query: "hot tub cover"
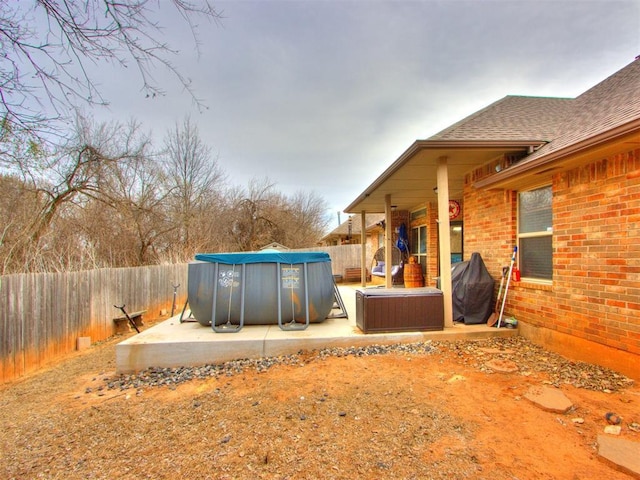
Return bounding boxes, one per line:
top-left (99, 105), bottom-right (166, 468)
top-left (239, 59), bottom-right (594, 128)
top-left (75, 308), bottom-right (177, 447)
top-left (194, 250), bottom-right (330, 265)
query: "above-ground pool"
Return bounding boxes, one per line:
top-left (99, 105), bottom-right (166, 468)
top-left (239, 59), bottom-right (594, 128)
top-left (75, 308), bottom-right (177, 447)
top-left (188, 250), bottom-right (335, 331)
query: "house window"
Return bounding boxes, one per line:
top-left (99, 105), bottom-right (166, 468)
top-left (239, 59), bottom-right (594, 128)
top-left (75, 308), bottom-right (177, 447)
top-left (518, 186), bottom-right (552, 281)
top-left (411, 225), bottom-right (427, 271)
top-left (411, 208), bottom-right (426, 221)
top-left (436, 222), bottom-right (464, 273)
top-left (450, 222), bottom-right (463, 264)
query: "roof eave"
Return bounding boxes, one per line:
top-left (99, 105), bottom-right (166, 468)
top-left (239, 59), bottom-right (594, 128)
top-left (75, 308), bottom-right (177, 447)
top-left (344, 139), bottom-right (545, 213)
top-left (473, 119), bottom-right (640, 190)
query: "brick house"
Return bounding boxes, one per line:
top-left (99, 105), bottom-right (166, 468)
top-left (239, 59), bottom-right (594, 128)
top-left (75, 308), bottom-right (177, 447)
top-left (345, 57), bottom-right (640, 380)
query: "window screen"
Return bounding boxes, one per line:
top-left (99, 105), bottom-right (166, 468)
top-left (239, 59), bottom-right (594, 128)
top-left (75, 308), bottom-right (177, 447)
top-left (519, 187), bottom-right (552, 233)
top-left (520, 236), bottom-right (552, 279)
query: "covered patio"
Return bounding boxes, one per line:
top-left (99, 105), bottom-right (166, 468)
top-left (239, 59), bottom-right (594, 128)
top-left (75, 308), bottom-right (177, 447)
top-left (115, 284), bottom-right (517, 373)
top-left (344, 139), bottom-right (541, 327)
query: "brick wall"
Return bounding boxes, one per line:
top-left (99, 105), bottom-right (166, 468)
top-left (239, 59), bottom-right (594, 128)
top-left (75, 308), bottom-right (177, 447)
top-left (407, 201), bottom-right (465, 287)
top-left (462, 184), bottom-right (517, 275)
top-left (463, 148), bottom-right (640, 378)
top-left (391, 210), bottom-right (410, 241)
top-left (552, 151), bottom-right (640, 355)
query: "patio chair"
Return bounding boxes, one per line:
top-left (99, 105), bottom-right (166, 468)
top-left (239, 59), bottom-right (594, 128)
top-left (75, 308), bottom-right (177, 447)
top-left (371, 246), bottom-right (406, 285)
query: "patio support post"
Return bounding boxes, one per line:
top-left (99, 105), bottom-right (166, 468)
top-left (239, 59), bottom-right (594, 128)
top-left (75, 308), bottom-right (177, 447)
top-left (437, 157), bottom-right (454, 327)
top-left (385, 194), bottom-right (393, 288)
top-left (361, 210), bottom-right (367, 287)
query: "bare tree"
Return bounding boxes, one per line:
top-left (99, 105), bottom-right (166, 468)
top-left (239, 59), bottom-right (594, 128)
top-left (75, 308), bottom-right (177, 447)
top-left (222, 178), bottom-right (276, 251)
top-left (100, 152), bottom-right (175, 266)
top-left (0, 114), bottom-right (154, 272)
top-left (29, 117), bottom-right (150, 244)
top-left (274, 190), bottom-right (330, 248)
top-left (0, 1), bottom-right (222, 137)
top-left (0, 174), bottom-right (40, 273)
top-left (0, 116), bottom-right (332, 272)
top-left (223, 178), bottom-right (330, 252)
top-left (161, 116), bottom-right (226, 259)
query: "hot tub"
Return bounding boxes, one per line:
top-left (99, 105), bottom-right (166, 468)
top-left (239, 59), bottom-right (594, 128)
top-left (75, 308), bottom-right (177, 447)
top-left (188, 250), bottom-right (335, 331)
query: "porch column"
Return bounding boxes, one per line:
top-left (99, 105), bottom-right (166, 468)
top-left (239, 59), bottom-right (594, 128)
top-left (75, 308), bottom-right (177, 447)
top-left (384, 194), bottom-right (393, 288)
top-left (361, 210), bottom-right (367, 288)
top-left (437, 157), bottom-right (454, 327)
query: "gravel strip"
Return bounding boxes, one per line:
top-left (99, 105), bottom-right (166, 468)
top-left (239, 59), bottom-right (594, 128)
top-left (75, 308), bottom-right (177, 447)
top-left (105, 336), bottom-right (634, 393)
top-left (442, 336), bottom-right (635, 391)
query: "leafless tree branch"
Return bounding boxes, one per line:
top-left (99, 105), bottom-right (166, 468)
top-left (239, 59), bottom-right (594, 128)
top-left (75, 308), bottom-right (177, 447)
top-left (0, 1), bottom-right (222, 138)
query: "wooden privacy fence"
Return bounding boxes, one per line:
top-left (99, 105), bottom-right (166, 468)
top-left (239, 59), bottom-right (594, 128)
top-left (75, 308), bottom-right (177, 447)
top-left (296, 244), bottom-right (373, 279)
top-left (0, 245), bottom-right (369, 383)
top-left (1, 264), bottom-right (188, 383)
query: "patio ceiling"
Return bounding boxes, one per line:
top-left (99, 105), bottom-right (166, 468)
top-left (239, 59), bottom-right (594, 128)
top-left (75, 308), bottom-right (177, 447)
top-left (344, 140), bottom-right (541, 213)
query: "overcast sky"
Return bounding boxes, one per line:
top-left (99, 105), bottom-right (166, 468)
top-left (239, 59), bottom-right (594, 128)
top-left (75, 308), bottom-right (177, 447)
top-left (91, 0), bottom-right (639, 229)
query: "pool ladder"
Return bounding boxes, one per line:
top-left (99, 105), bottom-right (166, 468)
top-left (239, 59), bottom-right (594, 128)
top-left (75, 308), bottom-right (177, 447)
top-left (277, 262), bottom-right (310, 331)
top-left (211, 263), bottom-right (245, 333)
top-left (210, 262), bottom-right (319, 333)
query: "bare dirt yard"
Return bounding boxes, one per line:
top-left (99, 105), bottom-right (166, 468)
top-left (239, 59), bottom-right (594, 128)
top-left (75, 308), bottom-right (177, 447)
top-left (1, 319), bottom-right (639, 480)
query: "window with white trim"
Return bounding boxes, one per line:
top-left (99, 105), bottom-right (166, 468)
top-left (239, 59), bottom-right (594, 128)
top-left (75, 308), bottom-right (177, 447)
top-left (410, 225), bottom-right (427, 272)
top-left (518, 186), bottom-right (553, 281)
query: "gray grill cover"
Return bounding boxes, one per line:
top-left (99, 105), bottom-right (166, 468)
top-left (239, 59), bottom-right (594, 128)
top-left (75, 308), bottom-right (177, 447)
top-left (451, 252), bottom-right (494, 325)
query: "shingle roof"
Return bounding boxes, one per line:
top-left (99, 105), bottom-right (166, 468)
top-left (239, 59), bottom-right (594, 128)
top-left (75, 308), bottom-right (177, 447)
top-left (429, 95), bottom-right (575, 142)
top-left (428, 57), bottom-right (640, 165)
top-left (527, 57), bottom-right (640, 160)
top-left (323, 213), bottom-right (384, 238)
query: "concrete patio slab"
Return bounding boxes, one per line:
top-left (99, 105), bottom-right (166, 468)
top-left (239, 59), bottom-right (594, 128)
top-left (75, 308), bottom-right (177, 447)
top-left (116, 286), bottom-right (518, 373)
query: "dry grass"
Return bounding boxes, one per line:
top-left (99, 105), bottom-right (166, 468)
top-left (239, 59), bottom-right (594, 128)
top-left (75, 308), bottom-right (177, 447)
top-left (1, 331), bottom-right (638, 479)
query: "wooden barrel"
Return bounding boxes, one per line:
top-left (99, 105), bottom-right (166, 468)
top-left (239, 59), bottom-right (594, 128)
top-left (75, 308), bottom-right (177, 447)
top-left (404, 263), bottom-right (424, 288)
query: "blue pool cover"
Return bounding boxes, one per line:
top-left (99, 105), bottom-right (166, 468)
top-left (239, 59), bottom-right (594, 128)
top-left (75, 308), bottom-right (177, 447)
top-left (194, 250), bottom-right (331, 265)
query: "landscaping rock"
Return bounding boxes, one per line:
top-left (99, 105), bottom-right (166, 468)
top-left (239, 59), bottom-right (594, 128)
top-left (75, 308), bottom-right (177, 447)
top-left (478, 347), bottom-right (514, 355)
top-left (485, 358), bottom-right (518, 373)
top-left (598, 435), bottom-right (640, 478)
top-left (523, 385), bottom-right (573, 413)
top-left (447, 374), bottom-right (466, 383)
top-left (604, 425), bottom-right (622, 435)
top-left (105, 337), bottom-right (634, 393)
top-left (605, 412), bottom-right (622, 425)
